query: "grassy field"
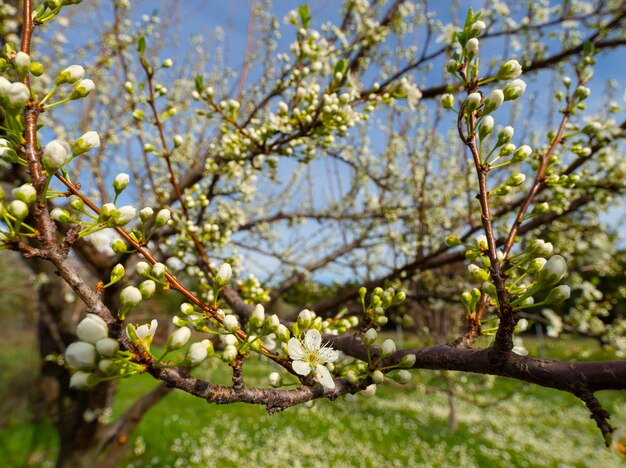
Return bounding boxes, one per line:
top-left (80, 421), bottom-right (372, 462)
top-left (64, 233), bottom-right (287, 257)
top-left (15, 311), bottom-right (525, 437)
top-left (1, 335), bottom-right (625, 467)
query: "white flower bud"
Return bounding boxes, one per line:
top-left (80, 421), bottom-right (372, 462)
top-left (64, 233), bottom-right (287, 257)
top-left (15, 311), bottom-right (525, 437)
top-left (496, 59), bottom-right (522, 80)
top-left (42, 139), bottom-right (72, 170)
top-left (394, 369), bottom-right (412, 384)
top-left (98, 359), bottom-right (114, 374)
top-left (14, 52), bottom-right (31, 76)
top-left (276, 324), bottom-right (290, 342)
top-left (250, 304), bottom-right (265, 327)
top-left (139, 279), bottom-right (156, 299)
top-left (76, 314), bottom-right (108, 344)
top-left (399, 354), bottom-right (416, 368)
top-left (506, 173), bottom-right (526, 187)
top-left (180, 302), bottom-right (195, 315)
top-left (479, 115), bottom-right (495, 140)
top-left (8, 200), bottom-right (28, 220)
top-left (528, 257), bottom-right (547, 273)
top-left (139, 207), bottom-right (154, 222)
top-left (484, 89), bottom-right (504, 114)
top-left (151, 262), bottom-right (166, 278)
top-left (497, 126), bottom-right (514, 146)
top-left (95, 338), bottom-right (119, 357)
top-left (56, 64), bottom-right (85, 84)
top-left (267, 314), bottom-right (280, 331)
top-left (14, 184), bottom-right (36, 204)
top-left (360, 384), bottom-right (377, 397)
top-left (222, 344), bottom-right (238, 361)
top-left (538, 255), bottom-right (567, 285)
top-left (503, 79), bottom-right (526, 101)
top-left (112, 205), bottom-right (136, 225)
top-left (135, 319), bottom-right (158, 340)
top-left (188, 339), bottom-right (211, 365)
top-left (512, 144), bottom-right (532, 162)
top-left (162, 58), bottom-right (173, 68)
top-left (120, 285), bottom-right (142, 307)
top-left (173, 134), bottom-right (184, 147)
top-left (223, 314), bottom-right (239, 332)
top-left (100, 203), bottom-right (116, 218)
top-left (465, 38), bottom-right (479, 57)
top-left (73, 131), bottom-right (100, 155)
top-left (136, 261), bottom-right (151, 277)
top-left (167, 327), bottom-right (191, 350)
top-left (221, 334), bottom-right (237, 346)
top-left (544, 285), bottom-right (571, 304)
top-left (471, 20), bottom-right (486, 36)
top-left (441, 93), bottom-right (455, 110)
top-left (372, 369), bottom-right (384, 384)
top-left (69, 371), bottom-right (93, 390)
top-left (70, 79), bottom-right (95, 99)
top-left (297, 309), bottom-right (314, 326)
top-left (6, 82), bottom-right (30, 108)
top-left (65, 341), bottom-right (96, 369)
top-left (363, 328), bottom-right (377, 345)
top-left (113, 173), bottom-right (129, 193)
top-left (268, 372), bottom-right (282, 388)
top-left (533, 239), bottom-right (554, 256)
top-left (380, 339), bottom-right (396, 357)
top-left (215, 263), bottom-right (232, 285)
top-left (155, 208), bottom-right (171, 226)
top-left (465, 92), bottom-right (482, 112)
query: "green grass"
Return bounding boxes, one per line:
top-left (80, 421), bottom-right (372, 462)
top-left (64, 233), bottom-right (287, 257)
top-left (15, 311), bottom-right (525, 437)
top-left (1, 336), bottom-right (625, 467)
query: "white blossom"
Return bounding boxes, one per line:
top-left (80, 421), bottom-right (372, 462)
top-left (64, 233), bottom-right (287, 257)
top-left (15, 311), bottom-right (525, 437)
top-left (287, 329), bottom-right (338, 389)
top-left (76, 314), bottom-right (108, 344)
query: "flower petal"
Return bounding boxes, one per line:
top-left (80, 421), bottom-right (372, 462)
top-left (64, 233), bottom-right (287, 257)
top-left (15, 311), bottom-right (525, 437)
top-left (287, 337), bottom-right (306, 360)
top-left (304, 329), bottom-right (321, 351)
top-left (315, 364), bottom-right (335, 389)
top-left (292, 360), bottom-right (311, 376)
top-left (317, 346), bottom-right (338, 363)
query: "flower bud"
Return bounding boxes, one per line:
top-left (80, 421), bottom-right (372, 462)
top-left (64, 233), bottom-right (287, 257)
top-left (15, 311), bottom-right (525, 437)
top-left (496, 59), bottom-right (522, 80)
top-left (151, 262), bottom-right (166, 278)
top-left (380, 339), bottom-right (396, 357)
top-left (478, 115), bottom-right (494, 140)
top-left (111, 239), bottom-right (127, 254)
top-left (110, 264), bottom-right (125, 285)
top-left (65, 341), bottom-right (96, 369)
top-left (363, 328), bottom-right (377, 345)
top-left (267, 314), bottom-right (280, 331)
top-left (250, 304), bottom-right (265, 327)
top-left (483, 89), bottom-right (504, 114)
top-left (297, 309), bottom-right (314, 327)
top-left (465, 92), bottom-right (482, 113)
top-left (96, 338), bottom-right (119, 357)
top-left (470, 20), bottom-right (486, 36)
top-left (372, 369), bottom-right (384, 384)
top-left (14, 184), bottom-right (36, 204)
top-left (532, 239), bottom-right (554, 256)
top-left (512, 144), bottom-right (532, 162)
top-left (574, 86), bottom-right (591, 100)
top-left (496, 126), bottom-right (514, 146)
top-left (268, 372), bottom-right (283, 388)
top-left (120, 285), bottom-right (142, 308)
top-left (6, 82), bottom-right (30, 109)
top-left (544, 285), bottom-right (570, 304)
top-left (162, 58), bottom-right (173, 68)
top-left (465, 38), bottom-right (479, 57)
top-left (167, 326), bottom-right (191, 350)
top-left (503, 79), bottom-right (526, 101)
top-left (8, 200), bottom-right (28, 220)
top-left (69, 371), bottom-right (94, 390)
top-left (111, 205), bottom-right (136, 226)
top-left (468, 264), bottom-right (490, 282)
top-left (156, 208), bottom-right (171, 226)
top-left (394, 369), bottom-right (412, 384)
top-left (136, 261), bottom-right (151, 277)
top-left (70, 79), bottom-right (95, 99)
top-left (73, 131), bottom-right (100, 155)
top-left (360, 384), bottom-right (377, 397)
top-left (139, 279), bottom-right (156, 299)
top-left (506, 173), bottom-right (526, 187)
top-left (42, 139), bottom-right (72, 171)
top-left (276, 324), bottom-right (290, 342)
top-left (223, 344), bottom-right (238, 361)
top-left (215, 263), bottom-right (232, 285)
top-left (188, 339), bottom-right (211, 365)
top-left (139, 207), bottom-right (154, 222)
top-left (482, 281), bottom-right (496, 296)
top-left (30, 62), bottom-right (44, 76)
top-left (528, 257), bottom-right (547, 274)
top-left (399, 353), bottom-right (416, 368)
top-left (14, 52), bottom-right (31, 76)
top-left (56, 65), bottom-right (85, 85)
top-left (441, 93), bottom-right (455, 110)
top-left (76, 314), bottom-right (108, 344)
top-left (446, 59), bottom-right (459, 74)
top-left (113, 173), bottom-right (129, 193)
top-left (223, 314), bottom-right (239, 332)
top-left (538, 255), bottom-right (567, 285)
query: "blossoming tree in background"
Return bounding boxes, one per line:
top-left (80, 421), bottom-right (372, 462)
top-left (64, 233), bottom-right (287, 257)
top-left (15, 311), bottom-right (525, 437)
top-left (0, 0), bottom-right (625, 465)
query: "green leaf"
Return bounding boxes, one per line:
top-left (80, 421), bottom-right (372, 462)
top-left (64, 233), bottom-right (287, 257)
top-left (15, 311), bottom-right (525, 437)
top-left (137, 36), bottom-right (146, 55)
top-left (298, 4), bottom-right (311, 29)
top-left (333, 58), bottom-right (347, 76)
top-left (195, 75), bottom-right (204, 93)
top-left (463, 8), bottom-right (475, 28)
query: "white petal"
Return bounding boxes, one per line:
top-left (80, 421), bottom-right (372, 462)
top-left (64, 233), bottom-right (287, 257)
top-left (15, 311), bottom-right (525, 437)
top-left (317, 347), bottom-right (338, 363)
top-left (315, 364), bottom-right (335, 389)
top-left (288, 337), bottom-right (306, 360)
top-left (304, 329), bottom-right (321, 351)
top-left (292, 360), bottom-right (311, 376)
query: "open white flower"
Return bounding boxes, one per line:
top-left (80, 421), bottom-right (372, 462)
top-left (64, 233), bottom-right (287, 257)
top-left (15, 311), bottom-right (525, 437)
top-left (287, 329), bottom-right (338, 389)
